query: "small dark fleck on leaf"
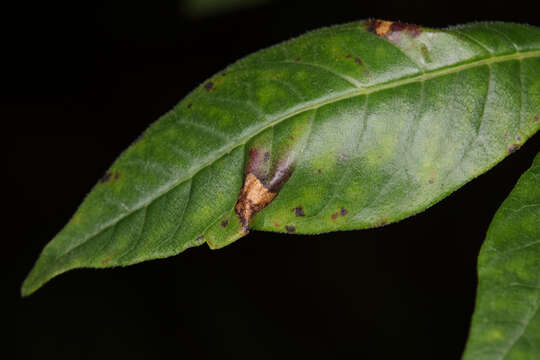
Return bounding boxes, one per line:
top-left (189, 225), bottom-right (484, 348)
top-left (114, 171), bottom-right (120, 180)
top-left (345, 54), bottom-right (351, 58)
top-left (221, 220), bottom-right (229, 227)
top-left (289, 135), bottom-right (295, 140)
top-left (428, 178), bottom-right (434, 184)
top-left (535, 114), bottom-right (540, 122)
top-left (264, 152), bottom-right (270, 163)
top-left (503, 132), bottom-right (508, 138)
top-left (508, 144), bottom-right (521, 153)
top-left (317, 169), bottom-right (322, 174)
top-left (331, 213), bottom-right (339, 220)
top-left (222, 72), bottom-right (227, 76)
top-left (294, 206), bottom-right (305, 217)
top-left (188, 103), bottom-right (192, 108)
top-left (204, 81), bottom-right (214, 91)
top-left (516, 136), bottom-right (522, 141)
top-left (340, 207), bottom-right (348, 216)
top-left (99, 172), bottom-right (112, 183)
top-left (195, 235), bottom-right (204, 244)
top-left (274, 222), bottom-right (281, 227)
top-left (285, 225), bottom-right (296, 233)
top-left (354, 57), bottom-right (363, 66)
top-left (295, 57), bottom-right (301, 62)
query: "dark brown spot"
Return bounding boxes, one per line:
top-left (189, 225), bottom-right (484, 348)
top-left (187, 103), bottom-right (192, 108)
top-left (535, 115), bottom-right (540, 122)
top-left (222, 72), bottom-right (227, 76)
top-left (114, 171), bottom-right (120, 180)
top-left (204, 81), bottom-right (214, 91)
top-left (294, 206), bottom-right (305, 217)
top-left (504, 132), bottom-right (508, 138)
top-left (354, 57), bottom-right (363, 66)
top-left (340, 207), bottom-right (348, 216)
top-left (508, 144), bottom-right (521, 154)
top-left (331, 213), bottom-right (339, 220)
top-left (274, 222), bottom-right (281, 227)
top-left (264, 151), bottom-right (270, 163)
top-left (317, 169), bottom-right (322, 174)
top-left (345, 54), bottom-right (351, 59)
top-left (295, 57), bottom-right (301, 62)
top-left (195, 235), bottom-right (204, 244)
top-left (99, 172), bottom-right (112, 183)
top-left (289, 135), bottom-right (295, 140)
top-left (285, 225), bottom-right (296, 233)
top-left (428, 178), bottom-right (434, 184)
top-left (221, 220), bottom-right (229, 227)
top-left (516, 136), bottom-right (522, 141)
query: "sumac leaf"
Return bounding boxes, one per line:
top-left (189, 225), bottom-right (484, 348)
top-left (22, 20), bottom-right (540, 296)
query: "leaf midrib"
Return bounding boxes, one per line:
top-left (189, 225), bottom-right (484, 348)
top-left (71, 49), bottom-right (540, 252)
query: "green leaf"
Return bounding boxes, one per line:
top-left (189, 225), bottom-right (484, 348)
top-left (463, 153), bottom-right (540, 360)
top-left (22, 20), bottom-right (540, 296)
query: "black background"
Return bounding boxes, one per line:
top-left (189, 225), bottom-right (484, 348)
top-left (10, 1), bottom-right (539, 359)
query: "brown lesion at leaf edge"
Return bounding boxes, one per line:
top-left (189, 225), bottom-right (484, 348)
top-left (235, 173), bottom-right (278, 234)
top-left (365, 19), bottom-right (423, 41)
top-left (235, 148), bottom-right (294, 234)
top-left (99, 170), bottom-right (120, 184)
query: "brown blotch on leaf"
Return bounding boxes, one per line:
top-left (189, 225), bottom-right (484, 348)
top-left (508, 144), bottom-right (521, 154)
top-left (235, 173), bottom-right (278, 234)
top-left (317, 169), bottom-right (322, 174)
top-left (114, 171), bottom-right (120, 180)
top-left (366, 19), bottom-right (423, 40)
top-left (221, 220), bottom-right (229, 227)
top-left (264, 151), bottom-right (270, 163)
top-left (516, 136), bottom-right (522, 141)
top-left (285, 225), bottom-right (296, 233)
top-left (345, 54), bottom-right (352, 59)
top-left (294, 206), bottom-right (305, 217)
top-left (222, 72), bottom-right (227, 77)
top-left (354, 57), bottom-right (363, 66)
top-left (340, 207), bottom-right (348, 216)
top-left (428, 178), bottom-right (435, 184)
top-left (204, 81), bottom-right (214, 91)
top-left (295, 57), bottom-right (301, 62)
top-left (331, 212), bottom-right (339, 220)
top-left (235, 148), bottom-right (295, 233)
top-left (187, 103), bottom-right (192, 109)
top-left (535, 115), bottom-right (540, 122)
top-left (274, 222), bottom-right (281, 227)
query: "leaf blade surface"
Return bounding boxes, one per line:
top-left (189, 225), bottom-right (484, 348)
top-left (22, 21), bottom-right (540, 296)
top-left (463, 152), bottom-right (540, 360)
